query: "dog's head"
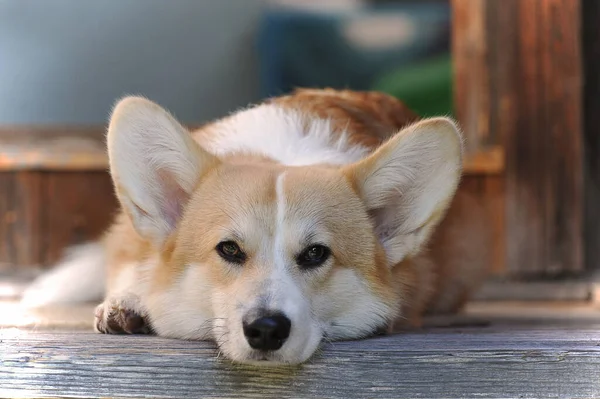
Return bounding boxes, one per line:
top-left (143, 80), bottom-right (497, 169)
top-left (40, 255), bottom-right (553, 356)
top-left (107, 97), bottom-right (462, 365)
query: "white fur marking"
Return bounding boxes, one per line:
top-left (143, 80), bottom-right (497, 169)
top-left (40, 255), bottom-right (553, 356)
top-left (202, 105), bottom-right (369, 166)
top-left (274, 172), bottom-right (287, 268)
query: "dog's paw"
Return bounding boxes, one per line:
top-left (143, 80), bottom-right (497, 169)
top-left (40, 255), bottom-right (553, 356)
top-left (94, 297), bottom-right (152, 335)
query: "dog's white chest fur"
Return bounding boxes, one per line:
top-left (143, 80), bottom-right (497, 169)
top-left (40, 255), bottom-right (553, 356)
top-left (199, 104), bottom-right (370, 166)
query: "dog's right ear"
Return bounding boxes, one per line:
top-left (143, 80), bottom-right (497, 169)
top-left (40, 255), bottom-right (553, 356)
top-left (107, 97), bottom-right (218, 247)
top-left (344, 117), bottom-right (463, 266)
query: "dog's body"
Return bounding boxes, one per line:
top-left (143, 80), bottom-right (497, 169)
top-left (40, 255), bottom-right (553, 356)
top-left (22, 89), bottom-right (487, 365)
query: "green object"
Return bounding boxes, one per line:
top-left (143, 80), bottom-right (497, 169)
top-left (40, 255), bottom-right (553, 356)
top-left (371, 54), bottom-right (453, 117)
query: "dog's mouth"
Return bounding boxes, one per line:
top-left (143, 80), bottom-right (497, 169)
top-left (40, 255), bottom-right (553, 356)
top-left (216, 342), bottom-right (318, 366)
top-left (239, 350), bottom-right (301, 366)
top-left (248, 351), bottom-right (279, 362)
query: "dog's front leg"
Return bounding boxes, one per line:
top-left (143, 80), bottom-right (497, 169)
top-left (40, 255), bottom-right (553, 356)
top-left (94, 259), bottom-right (153, 335)
top-left (94, 293), bottom-right (152, 335)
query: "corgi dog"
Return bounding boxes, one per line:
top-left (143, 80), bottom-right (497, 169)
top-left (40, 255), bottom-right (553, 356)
top-left (22, 89), bottom-right (486, 365)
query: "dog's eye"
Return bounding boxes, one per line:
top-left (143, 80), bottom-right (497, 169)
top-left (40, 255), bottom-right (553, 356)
top-left (296, 245), bottom-right (331, 269)
top-left (216, 241), bottom-right (246, 264)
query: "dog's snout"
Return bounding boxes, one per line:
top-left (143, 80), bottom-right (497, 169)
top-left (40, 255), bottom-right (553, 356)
top-left (243, 313), bottom-right (291, 351)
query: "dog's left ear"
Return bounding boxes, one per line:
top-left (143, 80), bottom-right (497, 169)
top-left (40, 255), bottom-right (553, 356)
top-left (344, 117), bottom-right (463, 266)
top-left (107, 97), bottom-right (219, 247)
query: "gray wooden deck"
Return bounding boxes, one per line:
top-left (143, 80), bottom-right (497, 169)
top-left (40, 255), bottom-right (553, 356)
top-left (2, 325), bottom-right (600, 399)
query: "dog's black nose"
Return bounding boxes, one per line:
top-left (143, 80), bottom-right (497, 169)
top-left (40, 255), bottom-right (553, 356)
top-left (243, 313), bottom-right (291, 351)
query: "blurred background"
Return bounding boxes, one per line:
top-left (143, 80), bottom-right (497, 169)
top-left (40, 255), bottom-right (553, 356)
top-left (0, 0), bottom-right (451, 125)
top-left (0, 0), bottom-right (598, 311)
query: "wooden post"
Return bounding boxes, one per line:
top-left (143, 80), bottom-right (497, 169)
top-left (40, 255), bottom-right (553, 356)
top-left (582, 0), bottom-right (600, 274)
top-left (452, 0), bottom-right (584, 277)
top-left (452, 0), bottom-right (490, 154)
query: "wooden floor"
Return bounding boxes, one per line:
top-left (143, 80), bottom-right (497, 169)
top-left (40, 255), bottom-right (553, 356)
top-left (1, 301), bottom-right (600, 398)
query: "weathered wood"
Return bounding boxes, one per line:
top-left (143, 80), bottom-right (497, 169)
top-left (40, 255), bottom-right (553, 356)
top-left (10, 172), bottom-right (43, 267)
top-left (508, 0), bottom-right (583, 276)
top-left (452, 0), bottom-right (512, 277)
top-left (453, 0), bottom-right (584, 277)
top-left (461, 145), bottom-right (504, 175)
top-left (435, 174), bottom-right (505, 276)
top-left (463, 301), bottom-right (600, 326)
top-left (40, 171), bottom-right (117, 265)
top-left (1, 329), bottom-right (599, 398)
top-left (0, 171), bottom-right (117, 269)
top-left (0, 172), bottom-right (43, 270)
top-left (0, 126), bottom-right (107, 171)
top-left (452, 0), bottom-right (493, 153)
top-left (0, 173), bottom-right (14, 270)
top-left (473, 280), bottom-right (593, 302)
top-left (583, 0), bottom-right (600, 273)
top-left (484, 174), bottom-right (506, 275)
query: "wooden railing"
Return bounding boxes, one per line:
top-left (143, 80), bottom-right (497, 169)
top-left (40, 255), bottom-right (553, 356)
top-left (0, 126), bottom-right (505, 174)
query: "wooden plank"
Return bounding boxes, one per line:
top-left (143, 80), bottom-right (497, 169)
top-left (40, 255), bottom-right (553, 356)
top-left (453, 0), bottom-right (584, 277)
top-left (40, 172), bottom-right (117, 265)
top-left (463, 301), bottom-right (600, 326)
top-left (461, 145), bottom-right (504, 175)
top-left (0, 173), bottom-right (15, 271)
top-left (1, 329), bottom-right (599, 398)
top-left (0, 172), bottom-right (43, 270)
top-left (0, 126), bottom-right (107, 171)
top-left (484, 175), bottom-right (506, 275)
top-left (0, 171), bottom-right (117, 269)
top-left (0, 126), bottom-right (503, 175)
top-left (473, 280), bottom-right (593, 302)
top-left (452, 0), bottom-right (511, 278)
top-left (507, 0), bottom-right (583, 276)
top-left (452, 0), bottom-right (492, 153)
top-left (434, 174), bottom-right (505, 276)
top-left (583, 0), bottom-right (600, 272)
top-left (10, 172), bottom-right (43, 268)
top-left (542, 0), bottom-right (584, 274)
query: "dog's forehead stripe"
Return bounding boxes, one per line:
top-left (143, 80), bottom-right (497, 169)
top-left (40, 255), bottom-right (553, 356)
top-left (258, 171), bottom-right (295, 311)
top-left (273, 172), bottom-right (287, 268)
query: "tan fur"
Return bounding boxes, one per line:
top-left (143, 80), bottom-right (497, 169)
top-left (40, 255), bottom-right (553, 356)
top-left (94, 88), bottom-right (485, 364)
top-left (269, 88), bottom-right (420, 147)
